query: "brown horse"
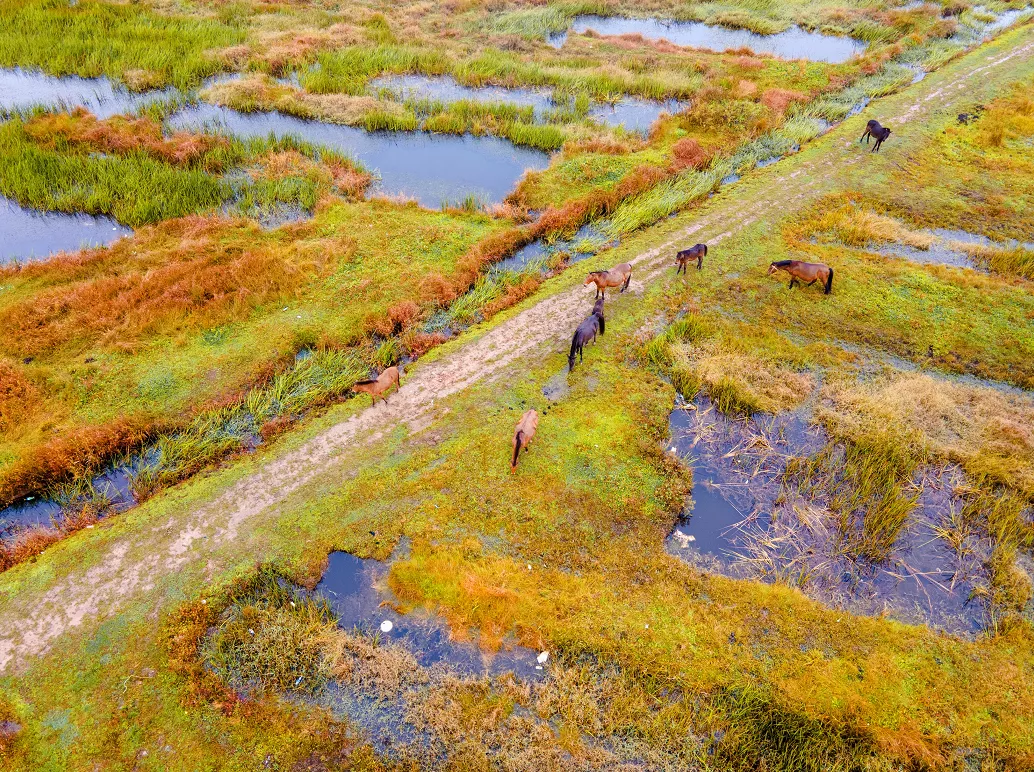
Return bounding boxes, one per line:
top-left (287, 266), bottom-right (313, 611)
top-left (584, 262), bottom-right (632, 299)
top-left (860, 119), bottom-right (891, 152)
top-left (768, 260), bottom-right (834, 294)
top-left (351, 365), bottom-right (401, 404)
top-left (675, 243), bottom-right (707, 274)
top-left (511, 409), bottom-right (539, 473)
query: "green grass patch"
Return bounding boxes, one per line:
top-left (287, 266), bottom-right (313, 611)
top-left (0, 0), bottom-right (242, 90)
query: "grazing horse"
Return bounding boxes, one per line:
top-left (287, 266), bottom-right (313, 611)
top-left (675, 243), bottom-right (708, 274)
top-left (768, 260), bottom-right (834, 294)
top-left (584, 262), bottom-right (632, 299)
top-left (860, 120), bottom-right (891, 152)
top-left (568, 301), bottom-right (606, 371)
top-left (591, 296), bottom-right (605, 336)
top-left (511, 409), bottom-right (539, 473)
top-left (351, 365), bottom-right (401, 405)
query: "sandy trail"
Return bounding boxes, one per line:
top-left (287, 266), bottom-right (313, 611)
top-left (1, 32), bottom-right (1031, 674)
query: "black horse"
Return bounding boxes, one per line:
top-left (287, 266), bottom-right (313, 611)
top-left (568, 299), bottom-right (605, 371)
top-left (675, 243), bottom-right (708, 274)
top-left (860, 120), bottom-right (891, 152)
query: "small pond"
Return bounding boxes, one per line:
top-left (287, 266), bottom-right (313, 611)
top-left (371, 74), bottom-right (686, 134)
top-left (665, 395), bottom-right (993, 636)
top-left (166, 104), bottom-right (551, 209)
top-left (550, 16), bottom-right (868, 63)
top-left (314, 550), bottom-right (544, 680)
top-left (0, 67), bottom-right (175, 118)
top-left (872, 228), bottom-right (1034, 271)
top-left (0, 195), bottom-right (132, 264)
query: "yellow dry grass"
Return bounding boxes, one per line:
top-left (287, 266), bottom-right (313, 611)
top-left (691, 352), bottom-right (815, 413)
top-left (819, 372), bottom-right (1034, 493)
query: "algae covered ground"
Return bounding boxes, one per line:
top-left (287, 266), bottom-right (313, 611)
top-left (1, 2), bottom-right (1034, 771)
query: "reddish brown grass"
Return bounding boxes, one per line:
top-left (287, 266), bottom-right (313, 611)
top-left (0, 361), bottom-right (40, 433)
top-left (24, 109), bottom-right (230, 169)
top-left (734, 55), bottom-right (767, 70)
top-left (0, 416), bottom-right (155, 508)
top-left (0, 218), bottom-right (333, 358)
top-left (668, 138), bottom-right (713, 172)
top-left (734, 79), bottom-right (759, 98)
top-left (563, 136), bottom-right (642, 156)
top-left (480, 275), bottom-right (542, 318)
top-left (533, 164), bottom-right (667, 242)
top-left (403, 330), bottom-right (448, 357)
top-left (252, 151), bottom-right (371, 200)
top-left (761, 88), bottom-right (808, 113)
top-left (0, 527), bottom-right (63, 572)
top-left (259, 414), bottom-right (296, 442)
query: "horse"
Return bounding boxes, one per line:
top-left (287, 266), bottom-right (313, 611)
top-left (768, 260), bottom-right (834, 294)
top-left (860, 120), bottom-right (891, 152)
top-left (584, 262), bottom-right (632, 299)
top-left (511, 409), bottom-right (539, 473)
top-left (568, 302), bottom-right (605, 371)
top-left (351, 365), bottom-right (401, 405)
top-left (591, 296), bottom-right (605, 336)
top-left (675, 243), bottom-right (708, 274)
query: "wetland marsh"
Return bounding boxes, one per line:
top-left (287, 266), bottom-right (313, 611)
top-left (1, 2), bottom-right (1033, 769)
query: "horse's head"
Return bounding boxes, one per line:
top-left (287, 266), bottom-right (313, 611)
top-left (584, 272), bottom-right (599, 285)
top-left (767, 263), bottom-right (779, 275)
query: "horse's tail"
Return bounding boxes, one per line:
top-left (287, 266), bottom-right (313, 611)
top-left (623, 272), bottom-right (631, 290)
top-left (702, 244), bottom-right (708, 256)
top-left (512, 431), bottom-right (524, 470)
top-left (825, 267), bottom-right (834, 295)
top-left (598, 313), bottom-right (605, 336)
top-left (569, 330), bottom-right (580, 370)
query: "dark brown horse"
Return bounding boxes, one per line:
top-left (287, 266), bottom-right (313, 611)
top-left (768, 260), bottom-right (834, 294)
top-left (351, 366), bottom-right (401, 404)
top-left (860, 119), bottom-right (891, 152)
top-left (584, 262), bottom-right (632, 299)
top-left (591, 296), bottom-right (605, 335)
top-left (568, 301), bottom-right (605, 371)
top-left (511, 409), bottom-right (539, 473)
top-left (675, 243), bottom-right (707, 274)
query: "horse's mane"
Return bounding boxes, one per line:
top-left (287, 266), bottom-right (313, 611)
top-left (353, 378), bottom-right (378, 385)
top-left (770, 260), bottom-right (794, 268)
top-left (587, 270), bottom-right (605, 277)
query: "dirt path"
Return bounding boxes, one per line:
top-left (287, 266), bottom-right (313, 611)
top-left (1, 30), bottom-right (1031, 674)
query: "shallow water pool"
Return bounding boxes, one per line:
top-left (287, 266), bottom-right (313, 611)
top-left (551, 16), bottom-right (867, 63)
top-left (0, 195), bottom-right (132, 263)
top-left (0, 67), bottom-right (175, 118)
top-left (167, 104), bottom-right (551, 209)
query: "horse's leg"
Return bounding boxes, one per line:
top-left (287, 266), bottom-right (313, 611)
top-left (789, 277), bottom-right (798, 289)
top-left (697, 255), bottom-right (703, 270)
top-left (807, 279), bottom-right (817, 286)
